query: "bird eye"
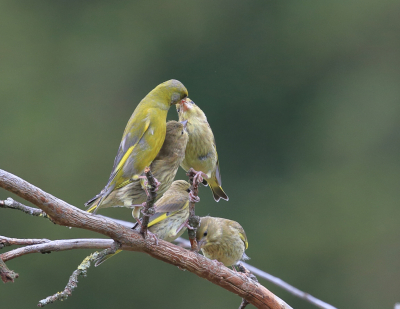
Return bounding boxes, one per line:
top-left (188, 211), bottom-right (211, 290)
top-left (177, 108), bottom-right (180, 113)
top-left (181, 131), bottom-right (184, 135)
top-left (203, 231), bottom-right (208, 236)
top-left (186, 189), bottom-right (191, 193)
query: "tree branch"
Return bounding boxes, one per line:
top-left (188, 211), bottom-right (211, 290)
top-left (140, 167), bottom-right (158, 237)
top-left (0, 258), bottom-right (19, 283)
top-left (0, 238), bottom-right (114, 262)
top-left (0, 236), bottom-right (50, 249)
top-left (0, 197), bottom-right (49, 219)
top-left (0, 169), bottom-right (289, 309)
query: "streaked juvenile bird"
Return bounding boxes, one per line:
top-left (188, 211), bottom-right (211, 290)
top-left (196, 216), bottom-right (249, 267)
top-left (86, 120), bottom-right (189, 219)
top-left (95, 180), bottom-right (191, 266)
top-left (85, 80), bottom-right (188, 218)
top-left (176, 98), bottom-right (228, 202)
top-left (143, 180), bottom-right (191, 242)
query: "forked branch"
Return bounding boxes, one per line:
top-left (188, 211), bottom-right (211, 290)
top-left (0, 169), bottom-right (290, 309)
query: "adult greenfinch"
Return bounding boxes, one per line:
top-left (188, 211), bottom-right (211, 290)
top-left (176, 98), bottom-right (228, 202)
top-left (86, 120), bottom-right (189, 219)
top-left (196, 216), bottom-right (249, 267)
top-left (85, 80), bottom-right (188, 218)
top-left (95, 180), bottom-right (191, 266)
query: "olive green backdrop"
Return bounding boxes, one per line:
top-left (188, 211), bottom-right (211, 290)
top-left (1, 1), bottom-right (400, 308)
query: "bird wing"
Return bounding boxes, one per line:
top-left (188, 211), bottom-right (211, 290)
top-left (212, 132), bottom-right (222, 185)
top-left (239, 230), bottom-right (249, 250)
top-left (155, 195), bottom-right (189, 213)
top-left (230, 221), bottom-right (248, 249)
top-left (148, 199), bottom-right (189, 227)
top-left (107, 118), bottom-right (151, 189)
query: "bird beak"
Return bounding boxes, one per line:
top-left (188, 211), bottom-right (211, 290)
top-left (197, 239), bottom-right (206, 252)
top-left (180, 99), bottom-right (190, 112)
top-left (180, 120), bottom-right (188, 129)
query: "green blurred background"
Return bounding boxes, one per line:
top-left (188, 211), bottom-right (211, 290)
top-left (1, 1), bottom-right (400, 308)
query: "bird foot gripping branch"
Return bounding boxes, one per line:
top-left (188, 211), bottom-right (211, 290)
top-left (139, 167), bottom-right (159, 239)
top-left (186, 168), bottom-right (203, 251)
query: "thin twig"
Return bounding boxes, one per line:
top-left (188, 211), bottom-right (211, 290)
top-left (0, 197), bottom-right (49, 219)
top-left (1, 239), bottom-right (114, 262)
top-left (140, 167), bottom-right (158, 238)
top-left (37, 252), bottom-right (100, 307)
top-left (0, 236), bottom-right (50, 249)
top-left (242, 262), bottom-right (338, 309)
top-left (186, 168), bottom-right (201, 251)
top-left (0, 258), bottom-right (19, 283)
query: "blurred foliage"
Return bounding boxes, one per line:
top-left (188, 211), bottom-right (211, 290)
top-left (1, 1), bottom-right (400, 308)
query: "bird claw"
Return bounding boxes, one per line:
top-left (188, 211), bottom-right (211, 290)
top-left (187, 168), bottom-right (208, 187)
top-left (185, 221), bottom-right (194, 230)
top-left (130, 202), bottom-right (146, 209)
top-left (153, 177), bottom-right (161, 192)
top-left (189, 191), bottom-right (200, 203)
top-left (213, 259), bottom-right (225, 267)
top-left (147, 231), bottom-right (159, 245)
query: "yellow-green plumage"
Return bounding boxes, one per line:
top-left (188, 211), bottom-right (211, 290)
top-left (85, 80), bottom-right (188, 216)
top-left (176, 98), bottom-right (228, 202)
top-left (86, 120), bottom-right (189, 219)
top-left (145, 180), bottom-right (191, 242)
top-left (196, 216), bottom-right (249, 267)
top-left (95, 180), bottom-right (191, 266)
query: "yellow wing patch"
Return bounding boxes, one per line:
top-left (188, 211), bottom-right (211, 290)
top-left (112, 119), bottom-right (151, 182)
top-left (86, 204), bottom-right (97, 213)
top-left (115, 145), bottom-right (135, 172)
top-left (148, 213), bottom-right (169, 227)
top-left (239, 232), bottom-right (248, 249)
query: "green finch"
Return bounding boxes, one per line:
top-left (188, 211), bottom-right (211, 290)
top-left (95, 180), bottom-right (191, 266)
top-left (196, 216), bottom-right (249, 267)
top-left (176, 98), bottom-right (228, 202)
top-left (85, 80), bottom-right (188, 218)
top-left (86, 120), bottom-right (189, 219)
top-left (142, 180), bottom-right (191, 242)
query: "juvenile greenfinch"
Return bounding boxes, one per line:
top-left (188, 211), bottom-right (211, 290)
top-left (85, 80), bottom-right (188, 217)
top-left (196, 216), bottom-right (249, 267)
top-left (86, 120), bottom-right (189, 220)
top-left (143, 180), bottom-right (191, 242)
top-left (95, 180), bottom-right (191, 266)
top-left (176, 98), bottom-right (228, 202)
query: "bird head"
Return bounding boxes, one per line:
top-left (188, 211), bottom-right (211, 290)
top-left (168, 180), bottom-right (191, 195)
top-left (156, 121), bottom-right (189, 158)
top-left (161, 79), bottom-right (188, 106)
top-left (196, 216), bottom-right (219, 250)
top-left (176, 98), bottom-right (207, 121)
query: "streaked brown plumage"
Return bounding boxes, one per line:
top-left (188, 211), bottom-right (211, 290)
top-left (94, 180), bottom-right (191, 266)
top-left (196, 216), bottom-right (249, 267)
top-left (176, 98), bottom-right (228, 202)
top-left (145, 180), bottom-right (191, 242)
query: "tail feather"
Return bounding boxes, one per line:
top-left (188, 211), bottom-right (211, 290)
top-left (86, 204), bottom-right (98, 213)
top-left (95, 250), bottom-right (122, 267)
top-left (208, 179), bottom-right (229, 202)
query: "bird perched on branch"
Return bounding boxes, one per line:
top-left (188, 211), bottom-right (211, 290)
top-left (196, 216), bottom-right (249, 267)
top-left (86, 120), bottom-right (189, 219)
top-left (95, 180), bottom-right (191, 266)
top-left (176, 98), bottom-right (228, 202)
top-left (85, 80), bottom-right (188, 219)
